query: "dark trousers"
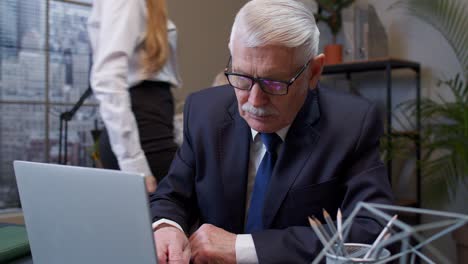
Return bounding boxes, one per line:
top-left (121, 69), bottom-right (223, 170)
top-left (99, 81), bottom-right (178, 182)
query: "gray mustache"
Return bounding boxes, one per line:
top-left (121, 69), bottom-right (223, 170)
top-left (241, 102), bottom-right (279, 117)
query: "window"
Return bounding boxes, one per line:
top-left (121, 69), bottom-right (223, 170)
top-left (0, 0), bottom-right (99, 209)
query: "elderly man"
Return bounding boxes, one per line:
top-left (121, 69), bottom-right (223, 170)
top-left (150, 0), bottom-right (394, 263)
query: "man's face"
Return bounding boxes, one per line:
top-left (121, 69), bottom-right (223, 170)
top-left (230, 40), bottom-right (314, 133)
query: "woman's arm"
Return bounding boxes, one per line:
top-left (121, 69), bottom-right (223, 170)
top-left (89, 0), bottom-right (152, 177)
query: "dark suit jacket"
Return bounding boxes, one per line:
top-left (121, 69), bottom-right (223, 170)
top-left (150, 85), bottom-right (394, 263)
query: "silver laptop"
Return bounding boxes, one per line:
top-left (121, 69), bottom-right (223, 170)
top-left (13, 161), bottom-right (157, 264)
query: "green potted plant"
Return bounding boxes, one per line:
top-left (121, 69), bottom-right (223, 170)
top-left (390, 0), bottom-right (468, 262)
top-left (398, 74), bottom-right (468, 264)
top-left (314, 0), bottom-right (355, 64)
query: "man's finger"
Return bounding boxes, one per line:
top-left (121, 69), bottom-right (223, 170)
top-left (167, 260), bottom-right (186, 264)
top-left (168, 246), bottom-right (190, 264)
top-left (182, 245), bottom-right (191, 263)
top-left (168, 239), bottom-right (189, 263)
top-left (156, 241), bottom-right (168, 264)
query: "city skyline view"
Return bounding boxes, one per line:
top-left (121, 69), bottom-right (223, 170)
top-left (0, 0), bottom-right (100, 208)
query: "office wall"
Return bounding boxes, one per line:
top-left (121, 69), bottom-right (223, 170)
top-left (167, 0), bottom-right (249, 111)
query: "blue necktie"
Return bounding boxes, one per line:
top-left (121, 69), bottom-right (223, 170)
top-left (245, 133), bottom-right (282, 233)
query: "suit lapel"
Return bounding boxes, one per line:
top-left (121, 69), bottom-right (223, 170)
top-left (218, 99), bottom-right (251, 233)
top-left (263, 90), bottom-right (321, 228)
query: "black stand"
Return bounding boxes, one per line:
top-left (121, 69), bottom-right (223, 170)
top-left (58, 87), bottom-right (93, 164)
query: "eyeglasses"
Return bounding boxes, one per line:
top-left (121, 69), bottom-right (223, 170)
top-left (224, 56), bottom-right (310, 95)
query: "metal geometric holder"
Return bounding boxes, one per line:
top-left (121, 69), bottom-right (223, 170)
top-left (312, 202), bottom-right (468, 264)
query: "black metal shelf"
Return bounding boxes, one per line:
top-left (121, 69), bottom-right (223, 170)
top-left (323, 58), bottom-right (420, 75)
top-left (322, 57), bottom-right (422, 214)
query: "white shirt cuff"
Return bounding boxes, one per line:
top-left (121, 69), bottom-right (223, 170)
top-left (118, 153), bottom-right (153, 177)
top-left (152, 218), bottom-right (184, 232)
top-left (235, 234), bottom-right (259, 264)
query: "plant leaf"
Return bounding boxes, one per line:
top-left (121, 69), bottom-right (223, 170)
top-left (390, 0), bottom-right (468, 78)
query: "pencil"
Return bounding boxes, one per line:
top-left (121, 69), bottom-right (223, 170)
top-left (337, 209), bottom-right (343, 241)
top-left (323, 209), bottom-right (338, 235)
top-left (312, 216), bottom-right (332, 241)
top-left (370, 233), bottom-right (392, 259)
top-left (336, 209), bottom-right (347, 256)
top-left (308, 217), bottom-right (336, 254)
top-left (323, 209), bottom-right (346, 256)
top-left (363, 214), bottom-right (398, 259)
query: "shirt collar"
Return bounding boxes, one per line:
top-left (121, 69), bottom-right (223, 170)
top-left (250, 125), bottom-right (290, 143)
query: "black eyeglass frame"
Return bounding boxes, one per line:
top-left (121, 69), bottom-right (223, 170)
top-left (224, 56), bottom-right (311, 95)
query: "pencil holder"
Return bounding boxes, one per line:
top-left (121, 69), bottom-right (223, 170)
top-left (325, 243), bottom-right (390, 264)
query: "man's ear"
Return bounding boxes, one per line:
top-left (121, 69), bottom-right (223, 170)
top-left (308, 53), bottom-right (325, 89)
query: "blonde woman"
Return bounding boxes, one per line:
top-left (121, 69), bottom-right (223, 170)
top-left (88, 0), bottom-right (181, 192)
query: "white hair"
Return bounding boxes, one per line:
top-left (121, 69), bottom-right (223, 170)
top-left (229, 0), bottom-right (320, 60)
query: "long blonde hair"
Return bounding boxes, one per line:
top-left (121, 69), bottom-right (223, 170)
top-left (143, 0), bottom-right (169, 74)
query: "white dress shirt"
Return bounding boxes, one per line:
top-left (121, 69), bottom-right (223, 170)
top-left (153, 126), bottom-right (290, 264)
top-left (87, 0), bottom-right (182, 176)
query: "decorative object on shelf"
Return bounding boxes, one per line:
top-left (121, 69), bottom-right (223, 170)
top-left (353, 0), bottom-right (368, 60)
top-left (390, 1), bottom-right (467, 261)
top-left (341, 0), bottom-right (389, 61)
top-left (315, 0), bottom-right (355, 65)
top-left (311, 202), bottom-right (468, 263)
top-left (340, 5), bottom-right (355, 62)
top-left (367, 4), bottom-right (388, 59)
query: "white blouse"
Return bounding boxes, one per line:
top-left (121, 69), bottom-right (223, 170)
top-left (87, 0), bottom-right (182, 177)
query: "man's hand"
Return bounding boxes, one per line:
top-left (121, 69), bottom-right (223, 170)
top-left (145, 175), bottom-right (157, 193)
top-left (154, 224), bottom-right (191, 264)
top-left (189, 224), bottom-right (236, 264)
